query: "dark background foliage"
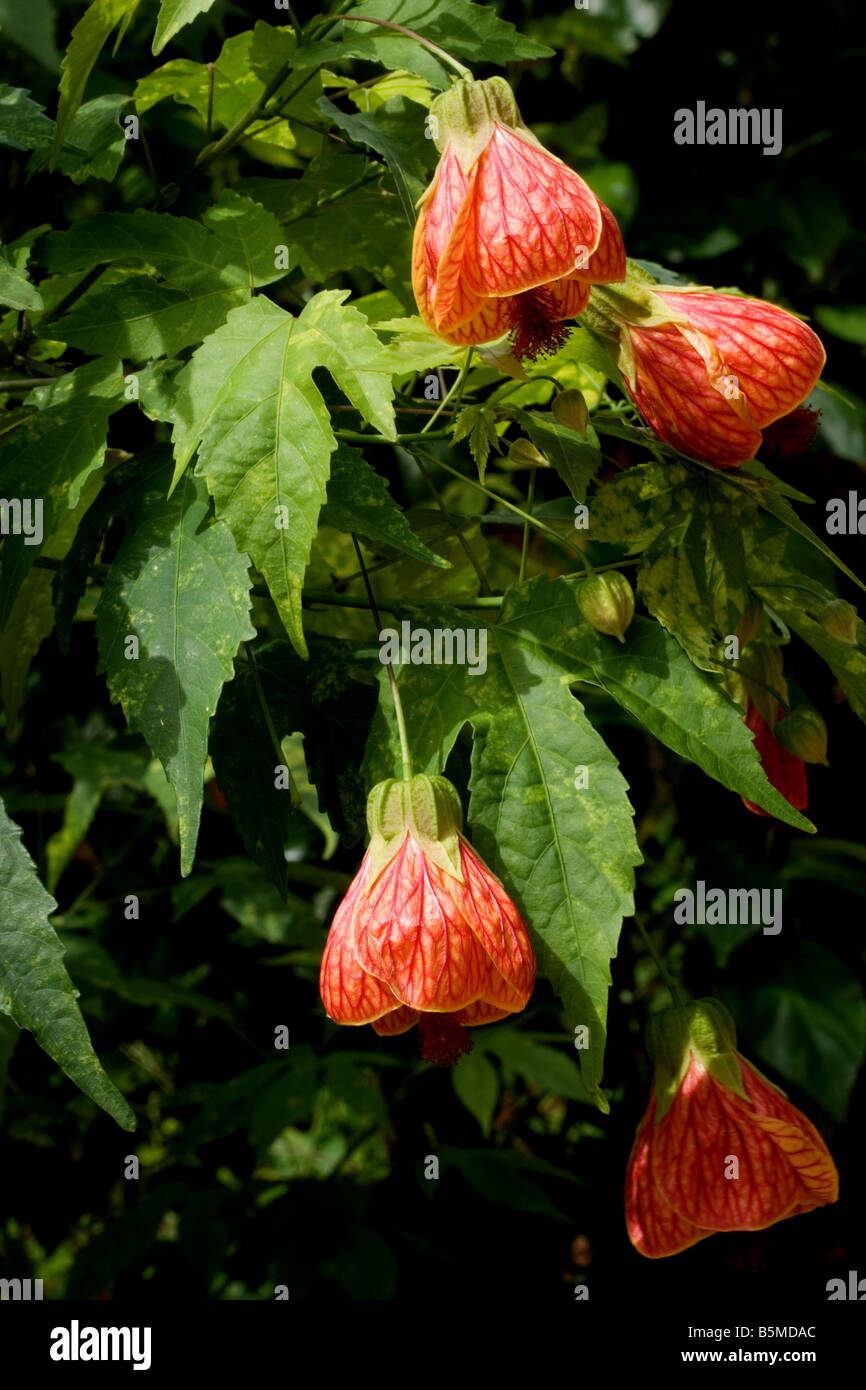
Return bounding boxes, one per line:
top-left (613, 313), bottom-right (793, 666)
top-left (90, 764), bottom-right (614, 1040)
top-left (0, 0), bottom-right (864, 1309)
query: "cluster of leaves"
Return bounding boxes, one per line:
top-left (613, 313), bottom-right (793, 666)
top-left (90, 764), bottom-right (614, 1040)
top-left (0, 0), bottom-right (864, 1299)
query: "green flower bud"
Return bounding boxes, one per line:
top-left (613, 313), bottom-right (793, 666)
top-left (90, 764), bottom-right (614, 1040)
top-left (774, 709), bottom-right (829, 765)
top-left (819, 599), bottom-right (858, 647)
top-left (577, 571), bottom-right (635, 643)
top-left (506, 436), bottom-right (548, 469)
top-left (552, 389), bottom-right (589, 437)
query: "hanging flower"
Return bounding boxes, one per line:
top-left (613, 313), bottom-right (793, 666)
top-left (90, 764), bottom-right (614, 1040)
top-left (412, 76), bottom-right (625, 359)
top-left (320, 773), bottom-right (536, 1064)
top-left (625, 999), bottom-right (839, 1258)
top-left (585, 267), bottom-right (825, 467)
top-left (741, 699), bottom-right (809, 816)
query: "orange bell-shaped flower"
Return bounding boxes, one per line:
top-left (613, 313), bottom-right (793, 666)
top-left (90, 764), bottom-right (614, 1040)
top-left (320, 773), bottom-right (536, 1063)
top-left (625, 999), bottom-right (838, 1258)
top-left (586, 267), bottom-right (826, 468)
top-left (412, 77), bottom-right (625, 360)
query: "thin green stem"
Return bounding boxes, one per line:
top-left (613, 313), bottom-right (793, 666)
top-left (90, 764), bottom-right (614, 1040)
top-left (312, 13), bottom-right (472, 78)
top-left (0, 376), bottom-right (50, 392)
top-left (421, 349), bottom-right (472, 434)
top-left (518, 466), bottom-right (537, 584)
top-left (634, 918), bottom-right (685, 1006)
top-left (352, 535), bottom-right (413, 782)
top-left (336, 427), bottom-right (452, 443)
top-left (303, 588), bottom-right (502, 612)
top-left (285, 4), bottom-right (303, 41)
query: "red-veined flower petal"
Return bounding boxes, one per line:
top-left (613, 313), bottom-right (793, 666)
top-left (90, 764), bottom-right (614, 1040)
top-left (625, 1092), bottom-right (714, 1258)
top-left (656, 290), bottom-right (826, 428)
top-left (438, 125), bottom-right (603, 308)
top-left (627, 320), bottom-right (763, 466)
top-left (319, 852), bottom-right (403, 1025)
top-left (572, 199), bottom-right (626, 285)
top-left (741, 701), bottom-right (808, 816)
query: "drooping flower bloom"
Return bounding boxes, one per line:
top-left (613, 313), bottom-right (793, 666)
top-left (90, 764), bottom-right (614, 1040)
top-left (741, 700), bottom-right (808, 817)
top-left (412, 76), bottom-right (625, 360)
top-left (625, 999), bottom-right (838, 1258)
top-left (585, 267), bottom-right (826, 467)
top-left (320, 773), bottom-right (536, 1064)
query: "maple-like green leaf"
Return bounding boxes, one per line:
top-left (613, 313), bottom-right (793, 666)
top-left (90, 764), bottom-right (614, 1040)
top-left (370, 314), bottom-right (462, 376)
top-left (482, 1027), bottom-right (591, 1103)
top-left (95, 459), bottom-right (255, 876)
top-left (0, 795), bottom-right (135, 1129)
top-left (171, 292), bottom-right (396, 655)
top-left (587, 461), bottom-right (691, 552)
top-left (51, 0), bottom-right (143, 166)
top-left (346, 0), bottom-right (554, 65)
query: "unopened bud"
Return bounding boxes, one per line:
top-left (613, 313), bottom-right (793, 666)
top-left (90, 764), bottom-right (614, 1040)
top-left (819, 599), bottom-right (858, 647)
top-left (506, 436), bottom-right (548, 469)
top-left (774, 709), bottom-right (829, 765)
top-left (577, 571), bottom-right (635, 643)
top-left (552, 389), bottom-right (589, 437)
